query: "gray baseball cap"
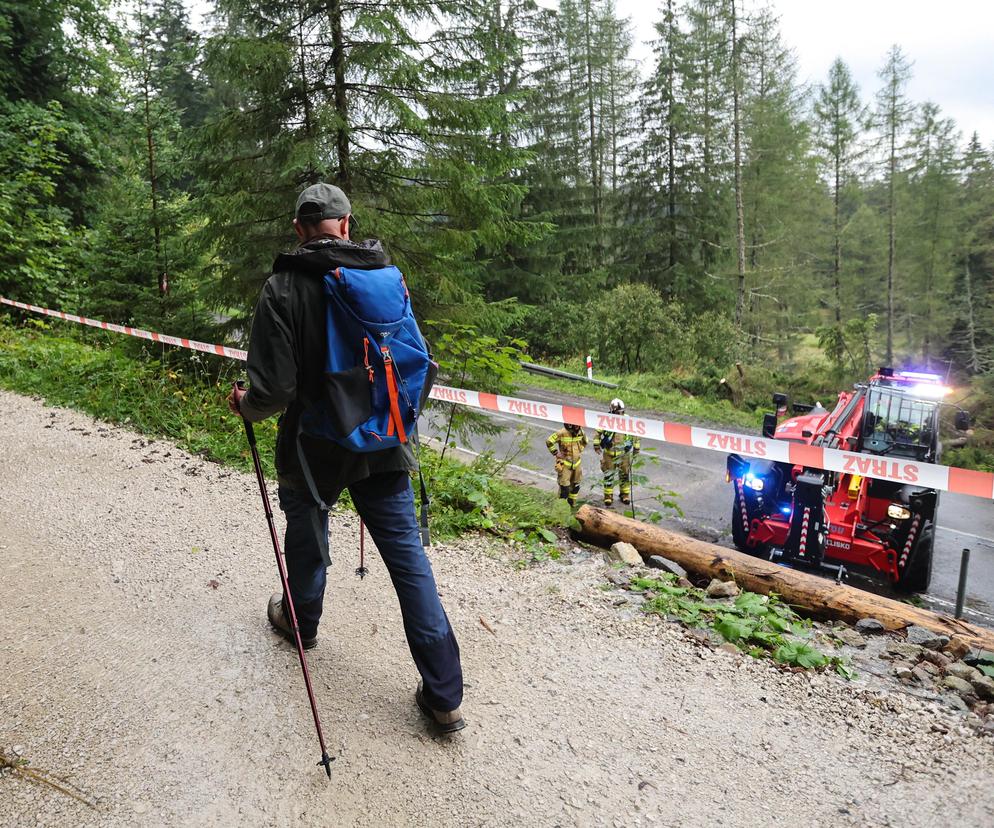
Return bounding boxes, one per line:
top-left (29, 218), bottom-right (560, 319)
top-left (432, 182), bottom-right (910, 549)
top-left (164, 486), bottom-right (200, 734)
top-left (295, 182), bottom-right (352, 223)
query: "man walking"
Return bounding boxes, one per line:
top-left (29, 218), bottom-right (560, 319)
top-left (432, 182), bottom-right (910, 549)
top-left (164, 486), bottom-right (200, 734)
top-left (546, 421), bottom-right (587, 507)
top-left (594, 398), bottom-right (640, 507)
top-left (228, 182), bottom-right (464, 733)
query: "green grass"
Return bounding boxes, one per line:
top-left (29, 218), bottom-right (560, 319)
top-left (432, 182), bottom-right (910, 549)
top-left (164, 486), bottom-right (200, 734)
top-left (0, 317), bottom-right (566, 545)
top-left (519, 367), bottom-right (762, 430)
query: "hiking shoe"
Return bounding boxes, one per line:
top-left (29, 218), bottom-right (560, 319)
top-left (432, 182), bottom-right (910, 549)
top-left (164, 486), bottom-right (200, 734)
top-left (620, 498), bottom-right (631, 505)
top-left (267, 592), bottom-right (317, 650)
top-left (415, 682), bottom-right (465, 734)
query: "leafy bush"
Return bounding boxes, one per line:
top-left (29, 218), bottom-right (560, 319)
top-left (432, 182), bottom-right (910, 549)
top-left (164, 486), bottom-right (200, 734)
top-left (629, 573), bottom-right (853, 677)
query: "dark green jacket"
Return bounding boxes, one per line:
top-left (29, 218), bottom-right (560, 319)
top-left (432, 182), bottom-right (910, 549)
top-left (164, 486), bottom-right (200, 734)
top-left (240, 237), bottom-right (415, 501)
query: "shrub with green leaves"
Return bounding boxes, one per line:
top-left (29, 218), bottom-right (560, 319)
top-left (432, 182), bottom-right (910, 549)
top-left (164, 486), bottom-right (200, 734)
top-left (629, 574), bottom-right (854, 678)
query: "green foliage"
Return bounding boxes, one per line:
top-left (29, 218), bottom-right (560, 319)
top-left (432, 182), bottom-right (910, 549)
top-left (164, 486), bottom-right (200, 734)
top-left (0, 319), bottom-right (560, 543)
top-left (0, 318), bottom-right (267, 473)
top-left (630, 573), bottom-right (854, 676)
top-left (0, 101), bottom-right (76, 305)
top-left (420, 447), bottom-right (571, 544)
top-left (816, 314), bottom-right (877, 378)
top-left (426, 320), bottom-right (523, 451)
top-left (198, 0), bottom-right (534, 322)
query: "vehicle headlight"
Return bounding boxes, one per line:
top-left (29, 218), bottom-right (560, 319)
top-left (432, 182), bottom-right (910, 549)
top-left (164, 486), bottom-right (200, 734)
top-left (745, 473), bottom-right (764, 492)
top-left (887, 504), bottom-right (911, 520)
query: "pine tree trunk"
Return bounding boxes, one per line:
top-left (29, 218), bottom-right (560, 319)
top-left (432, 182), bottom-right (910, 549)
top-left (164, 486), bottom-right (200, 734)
top-left (329, 0), bottom-right (350, 193)
top-left (139, 4), bottom-right (167, 298)
top-left (296, 3), bottom-right (314, 153)
top-left (665, 0), bottom-right (677, 274)
top-left (731, 1), bottom-right (746, 325)
top-left (964, 259), bottom-right (980, 374)
top-left (886, 114), bottom-right (897, 364)
top-left (833, 155), bottom-right (842, 325)
top-left (574, 505), bottom-right (994, 650)
top-left (584, 1), bottom-right (600, 228)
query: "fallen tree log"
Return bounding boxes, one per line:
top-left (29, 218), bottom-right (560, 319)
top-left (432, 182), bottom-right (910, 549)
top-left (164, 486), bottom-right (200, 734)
top-left (574, 505), bottom-right (994, 652)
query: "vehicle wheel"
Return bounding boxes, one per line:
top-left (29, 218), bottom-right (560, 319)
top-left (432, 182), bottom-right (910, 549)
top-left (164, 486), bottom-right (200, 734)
top-left (896, 523), bottom-right (934, 594)
top-left (731, 496), bottom-right (767, 557)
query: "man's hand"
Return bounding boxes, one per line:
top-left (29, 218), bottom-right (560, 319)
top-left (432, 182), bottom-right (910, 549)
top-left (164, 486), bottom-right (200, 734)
top-left (594, 446), bottom-right (601, 454)
top-left (227, 382), bottom-right (247, 416)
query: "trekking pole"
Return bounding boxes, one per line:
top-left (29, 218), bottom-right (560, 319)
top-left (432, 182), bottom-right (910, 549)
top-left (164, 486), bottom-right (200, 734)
top-left (235, 383), bottom-right (334, 779)
top-left (356, 520), bottom-right (369, 579)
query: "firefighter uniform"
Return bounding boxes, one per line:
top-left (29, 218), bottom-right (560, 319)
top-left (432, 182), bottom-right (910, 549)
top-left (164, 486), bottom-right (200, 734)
top-left (546, 424), bottom-right (587, 506)
top-left (594, 428), bottom-right (640, 506)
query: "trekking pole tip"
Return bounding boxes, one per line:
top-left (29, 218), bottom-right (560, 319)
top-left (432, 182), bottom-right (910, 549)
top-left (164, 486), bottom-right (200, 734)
top-left (318, 752), bottom-right (334, 779)
top-left (355, 566), bottom-right (369, 579)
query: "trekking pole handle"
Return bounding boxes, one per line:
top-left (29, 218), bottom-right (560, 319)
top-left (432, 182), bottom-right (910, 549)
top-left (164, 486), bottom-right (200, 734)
top-left (233, 381), bottom-right (256, 447)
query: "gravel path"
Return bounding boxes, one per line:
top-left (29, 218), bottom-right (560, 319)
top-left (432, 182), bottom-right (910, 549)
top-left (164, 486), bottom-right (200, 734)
top-left (2, 388), bottom-right (993, 827)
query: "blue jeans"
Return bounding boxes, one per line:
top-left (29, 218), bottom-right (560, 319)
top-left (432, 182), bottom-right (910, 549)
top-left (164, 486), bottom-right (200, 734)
top-left (278, 473), bottom-right (463, 712)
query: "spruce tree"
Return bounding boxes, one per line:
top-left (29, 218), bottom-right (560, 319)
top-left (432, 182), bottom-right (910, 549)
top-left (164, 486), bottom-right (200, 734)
top-left (954, 134), bottom-right (994, 374)
top-left (873, 45), bottom-right (914, 364)
top-left (739, 8), bottom-right (819, 356)
top-left (199, 0), bottom-right (530, 322)
top-left (814, 58), bottom-right (867, 325)
top-left (907, 102), bottom-right (959, 366)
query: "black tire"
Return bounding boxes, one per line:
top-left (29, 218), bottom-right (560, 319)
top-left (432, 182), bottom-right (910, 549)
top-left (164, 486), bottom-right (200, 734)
top-left (896, 523), bottom-right (934, 594)
top-left (731, 495), bottom-right (768, 557)
top-left (731, 499), bottom-right (749, 550)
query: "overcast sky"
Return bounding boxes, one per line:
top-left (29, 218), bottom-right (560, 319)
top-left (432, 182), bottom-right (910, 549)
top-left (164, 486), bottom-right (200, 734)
top-left (189, 0), bottom-right (993, 143)
top-left (616, 0), bottom-right (994, 145)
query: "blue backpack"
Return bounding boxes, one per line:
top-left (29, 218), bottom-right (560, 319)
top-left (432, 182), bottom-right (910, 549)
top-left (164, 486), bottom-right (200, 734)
top-left (296, 264), bottom-right (437, 540)
top-left (299, 265), bottom-right (435, 450)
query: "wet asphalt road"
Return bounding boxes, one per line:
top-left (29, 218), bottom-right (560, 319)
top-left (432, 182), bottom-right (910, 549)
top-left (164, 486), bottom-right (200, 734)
top-left (423, 386), bottom-right (994, 628)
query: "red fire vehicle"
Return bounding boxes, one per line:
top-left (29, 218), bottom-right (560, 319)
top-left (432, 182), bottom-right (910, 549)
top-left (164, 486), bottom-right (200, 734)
top-left (726, 369), bottom-right (970, 593)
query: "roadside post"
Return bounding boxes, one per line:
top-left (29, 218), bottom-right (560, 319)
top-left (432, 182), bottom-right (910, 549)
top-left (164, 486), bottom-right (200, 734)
top-left (955, 547), bottom-right (971, 619)
top-left (586, 354), bottom-right (593, 380)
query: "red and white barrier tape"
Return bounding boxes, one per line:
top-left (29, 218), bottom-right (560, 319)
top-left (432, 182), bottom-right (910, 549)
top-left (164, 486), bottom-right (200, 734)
top-left (0, 297), bottom-right (248, 361)
top-left (4, 295), bottom-right (994, 500)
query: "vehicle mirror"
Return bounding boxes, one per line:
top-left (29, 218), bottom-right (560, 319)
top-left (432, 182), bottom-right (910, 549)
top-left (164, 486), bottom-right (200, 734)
top-left (727, 453), bottom-right (749, 479)
top-left (772, 393), bottom-right (788, 410)
top-left (954, 411), bottom-right (971, 431)
top-left (762, 413), bottom-right (778, 438)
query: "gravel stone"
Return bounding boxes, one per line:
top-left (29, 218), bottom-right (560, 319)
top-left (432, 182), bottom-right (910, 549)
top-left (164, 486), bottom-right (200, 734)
top-left (943, 676), bottom-right (978, 697)
top-left (704, 579), bottom-right (740, 599)
top-left (905, 625), bottom-right (950, 650)
top-left (946, 661), bottom-right (985, 683)
top-left (646, 555), bottom-right (687, 578)
top-left (606, 542), bottom-right (642, 567)
top-left (971, 676), bottom-right (994, 702)
top-left (885, 641), bottom-right (926, 662)
top-left (833, 628), bottom-right (867, 649)
top-left (855, 618), bottom-right (885, 634)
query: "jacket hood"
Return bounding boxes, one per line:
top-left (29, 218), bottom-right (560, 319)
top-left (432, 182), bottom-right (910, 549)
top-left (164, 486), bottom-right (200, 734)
top-left (272, 238), bottom-right (391, 276)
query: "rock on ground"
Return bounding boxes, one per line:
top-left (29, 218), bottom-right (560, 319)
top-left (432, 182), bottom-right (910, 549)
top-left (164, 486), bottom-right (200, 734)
top-left (2, 389), bottom-right (994, 828)
top-left (605, 541), bottom-right (642, 567)
top-left (705, 578), bottom-right (740, 599)
top-left (856, 618), bottom-right (886, 634)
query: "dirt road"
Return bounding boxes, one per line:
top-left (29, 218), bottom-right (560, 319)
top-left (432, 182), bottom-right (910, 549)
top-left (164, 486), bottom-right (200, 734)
top-left (2, 389), bottom-right (993, 827)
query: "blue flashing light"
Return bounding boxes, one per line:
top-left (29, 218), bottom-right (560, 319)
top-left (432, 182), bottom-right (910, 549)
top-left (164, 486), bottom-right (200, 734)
top-left (780, 506), bottom-right (792, 515)
top-left (898, 370), bottom-right (942, 383)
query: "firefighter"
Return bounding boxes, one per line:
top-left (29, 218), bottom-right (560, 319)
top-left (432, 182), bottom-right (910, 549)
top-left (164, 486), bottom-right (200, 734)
top-left (546, 422), bottom-right (587, 507)
top-left (594, 398), bottom-right (640, 507)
